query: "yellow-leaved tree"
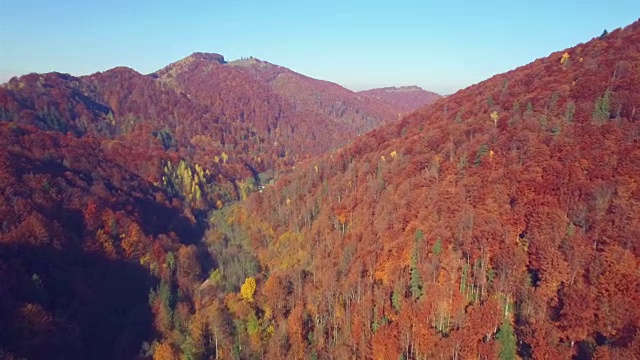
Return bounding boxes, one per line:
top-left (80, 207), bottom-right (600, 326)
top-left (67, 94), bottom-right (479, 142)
top-left (240, 277), bottom-right (256, 302)
top-left (490, 111), bottom-right (499, 127)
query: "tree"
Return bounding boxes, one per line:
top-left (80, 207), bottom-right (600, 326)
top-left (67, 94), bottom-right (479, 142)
top-left (410, 230), bottom-right (424, 300)
top-left (432, 238), bottom-right (443, 256)
top-left (565, 101), bottom-right (576, 123)
top-left (153, 341), bottom-right (178, 360)
top-left (525, 102), bottom-right (534, 119)
top-left (497, 318), bottom-right (517, 360)
top-left (166, 251), bottom-right (176, 274)
top-left (475, 144), bottom-right (489, 166)
top-left (491, 111), bottom-right (499, 127)
top-left (600, 29), bottom-right (608, 39)
top-left (392, 287), bottom-right (402, 312)
top-left (240, 277), bottom-right (256, 302)
top-left (592, 89), bottom-right (611, 123)
top-left (121, 221), bottom-right (145, 257)
top-left (410, 254), bottom-right (423, 300)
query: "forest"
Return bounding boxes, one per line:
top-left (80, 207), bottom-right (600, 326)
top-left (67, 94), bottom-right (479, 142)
top-left (1, 19), bottom-right (640, 360)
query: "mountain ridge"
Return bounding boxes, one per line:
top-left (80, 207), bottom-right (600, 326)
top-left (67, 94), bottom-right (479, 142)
top-left (0, 51), bottom-right (441, 215)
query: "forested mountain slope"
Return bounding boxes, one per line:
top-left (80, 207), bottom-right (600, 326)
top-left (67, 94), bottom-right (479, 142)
top-left (358, 85), bottom-right (441, 114)
top-left (2, 20), bottom-right (640, 360)
top-left (0, 123), bottom-right (201, 359)
top-left (149, 53), bottom-right (354, 155)
top-left (0, 53), bottom-right (433, 212)
top-left (213, 21), bottom-right (640, 359)
top-left (227, 57), bottom-right (403, 134)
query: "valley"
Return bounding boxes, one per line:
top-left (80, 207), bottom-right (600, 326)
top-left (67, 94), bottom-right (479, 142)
top-left (1, 14), bottom-right (640, 360)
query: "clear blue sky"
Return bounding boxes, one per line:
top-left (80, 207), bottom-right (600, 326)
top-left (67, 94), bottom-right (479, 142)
top-left (1, 1), bottom-right (638, 94)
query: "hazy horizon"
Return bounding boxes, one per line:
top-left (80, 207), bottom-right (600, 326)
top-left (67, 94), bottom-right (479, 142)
top-left (2, 0), bottom-right (639, 94)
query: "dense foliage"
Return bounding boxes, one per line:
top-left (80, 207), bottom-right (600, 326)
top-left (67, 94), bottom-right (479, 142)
top-left (201, 22), bottom-right (640, 359)
top-left (1, 20), bottom-right (640, 360)
top-left (0, 53), bottom-right (409, 213)
top-left (0, 52), bottom-right (424, 359)
top-left (0, 123), bottom-right (199, 359)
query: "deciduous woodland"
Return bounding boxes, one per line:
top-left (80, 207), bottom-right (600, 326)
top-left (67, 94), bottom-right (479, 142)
top-left (1, 20), bottom-right (640, 360)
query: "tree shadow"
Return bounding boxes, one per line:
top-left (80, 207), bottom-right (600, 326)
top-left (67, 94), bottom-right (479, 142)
top-left (134, 195), bottom-right (206, 245)
top-left (14, 151), bottom-right (206, 246)
top-left (0, 244), bottom-right (156, 360)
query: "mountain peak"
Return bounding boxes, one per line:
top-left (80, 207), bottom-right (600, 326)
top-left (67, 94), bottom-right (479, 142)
top-left (99, 66), bottom-right (141, 76)
top-left (185, 52), bottom-right (226, 64)
top-left (227, 56), bottom-right (263, 67)
top-left (378, 85), bottom-right (424, 92)
top-left (152, 52), bottom-right (227, 79)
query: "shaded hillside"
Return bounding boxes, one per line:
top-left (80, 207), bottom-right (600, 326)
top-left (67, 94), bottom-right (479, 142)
top-left (358, 85), bottom-right (441, 113)
top-left (0, 123), bottom-right (204, 359)
top-left (204, 21), bottom-right (640, 359)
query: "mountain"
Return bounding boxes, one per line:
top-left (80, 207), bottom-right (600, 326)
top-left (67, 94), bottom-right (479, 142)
top-left (358, 85), bottom-right (442, 113)
top-left (148, 53), bottom-right (355, 153)
top-left (204, 21), bottom-right (640, 359)
top-left (0, 52), bottom-right (437, 359)
top-left (2, 20), bottom-right (640, 360)
top-left (226, 57), bottom-right (405, 133)
top-left (0, 53), bottom-right (431, 208)
top-left (0, 54), bottom-right (379, 215)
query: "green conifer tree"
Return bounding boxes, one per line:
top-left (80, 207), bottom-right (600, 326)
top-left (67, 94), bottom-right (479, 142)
top-left (497, 318), bottom-right (517, 360)
top-left (409, 249), bottom-right (423, 299)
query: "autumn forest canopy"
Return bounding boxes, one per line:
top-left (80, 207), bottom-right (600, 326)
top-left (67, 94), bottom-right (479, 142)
top-left (1, 19), bottom-right (640, 360)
